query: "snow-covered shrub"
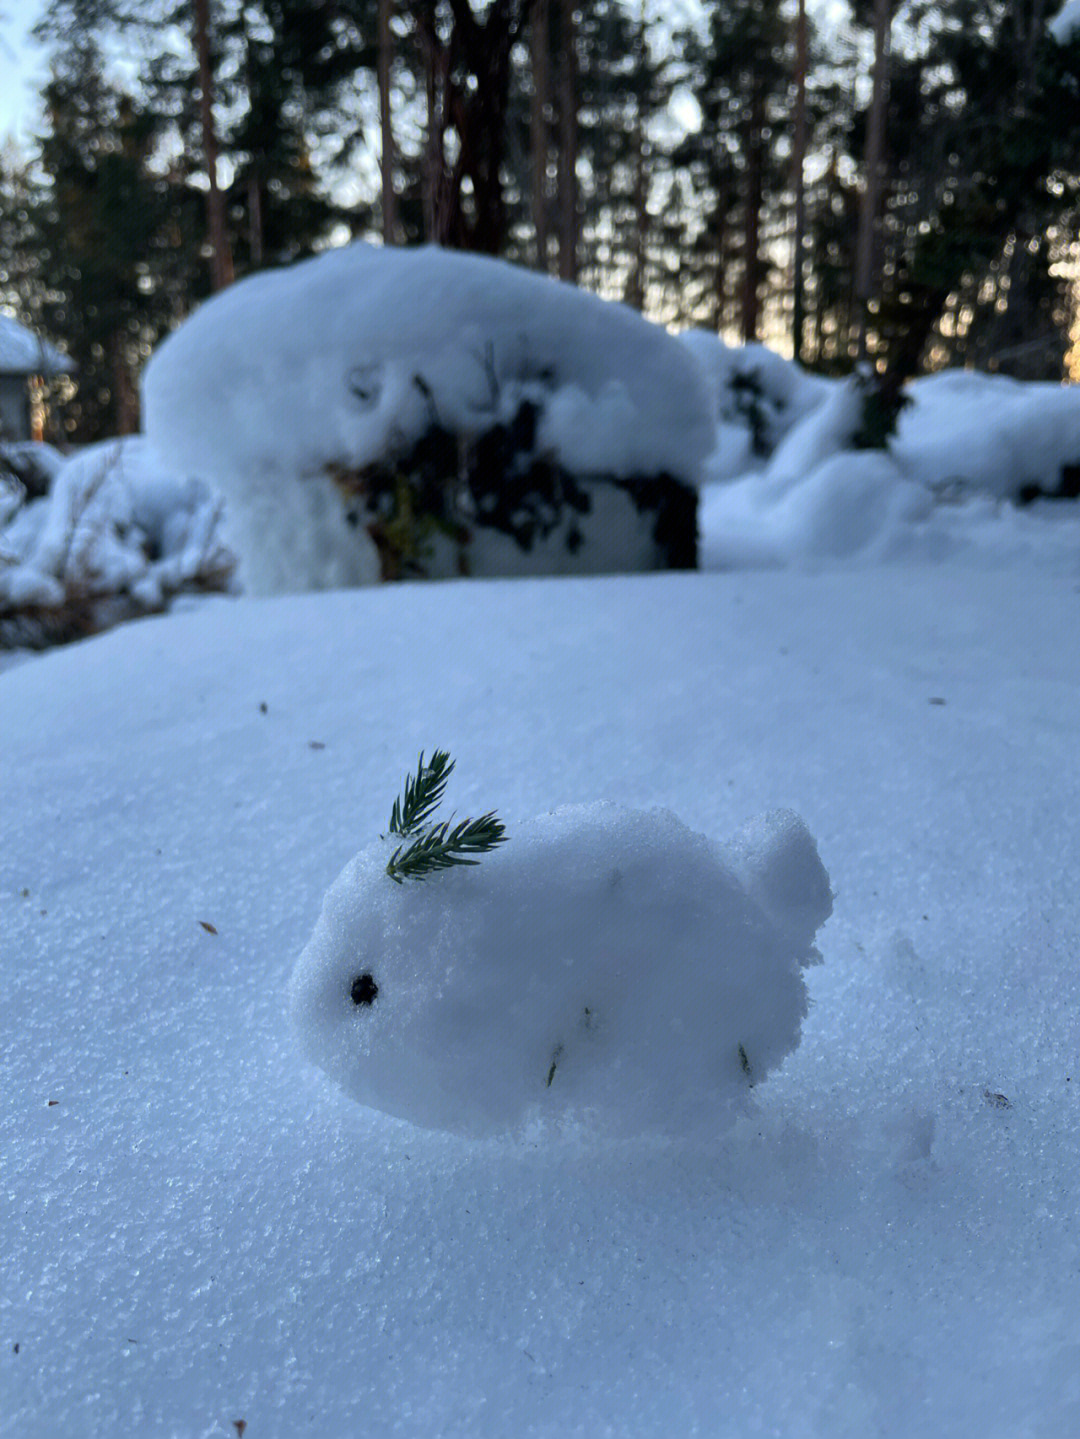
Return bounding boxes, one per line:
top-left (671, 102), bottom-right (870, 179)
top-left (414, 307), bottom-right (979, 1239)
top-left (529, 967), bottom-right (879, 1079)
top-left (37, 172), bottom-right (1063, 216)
top-left (142, 243), bottom-right (716, 593)
top-left (0, 436), bottom-right (235, 650)
top-left (851, 369), bottom-right (912, 451)
top-left (677, 329), bottom-right (837, 477)
top-left (895, 370), bottom-right (1080, 501)
top-left (331, 372), bottom-right (700, 580)
top-left (0, 440), bottom-right (65, 499)
top-left (679, 333), bottom-right (1080, 568)
top-left (289, 752), bottom-right (833, 1138)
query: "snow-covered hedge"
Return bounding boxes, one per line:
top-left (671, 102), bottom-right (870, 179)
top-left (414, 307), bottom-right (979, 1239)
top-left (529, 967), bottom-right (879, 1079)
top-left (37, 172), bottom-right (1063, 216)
top-left (679, 338), bottom-right (1080, 569)
top-left (143, 243), bottom-right (716, 593)
top-left (0, 436), bottom-right (235, 649)
top-left (678, 330), bottom-right (835, 472)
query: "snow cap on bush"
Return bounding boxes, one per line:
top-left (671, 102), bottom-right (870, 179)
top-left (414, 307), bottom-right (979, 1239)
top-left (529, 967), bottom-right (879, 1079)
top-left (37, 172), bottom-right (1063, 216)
top-left (142, 244), bottom-right (716, 592)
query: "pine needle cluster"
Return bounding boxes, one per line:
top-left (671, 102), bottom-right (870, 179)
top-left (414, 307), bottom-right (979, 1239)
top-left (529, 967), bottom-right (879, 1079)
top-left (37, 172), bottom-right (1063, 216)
top-left (385, 750), bottom-right (507, 883)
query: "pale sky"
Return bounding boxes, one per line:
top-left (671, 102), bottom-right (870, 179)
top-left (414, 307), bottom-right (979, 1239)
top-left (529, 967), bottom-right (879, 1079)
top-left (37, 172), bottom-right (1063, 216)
top-left (0, 0), bottom-right (47, 147)
top-left (0, 0), bottom-right (856, 153)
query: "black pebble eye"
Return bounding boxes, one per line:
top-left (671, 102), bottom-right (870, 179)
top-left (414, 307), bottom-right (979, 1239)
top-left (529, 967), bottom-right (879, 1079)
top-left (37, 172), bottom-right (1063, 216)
top-left (350, 973), bottom-right (378, 1006)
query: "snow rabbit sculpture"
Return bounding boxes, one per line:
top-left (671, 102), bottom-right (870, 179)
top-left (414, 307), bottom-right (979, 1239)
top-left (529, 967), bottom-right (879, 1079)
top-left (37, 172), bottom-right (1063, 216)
top-left (288, 753), bottom-right (832, 1137)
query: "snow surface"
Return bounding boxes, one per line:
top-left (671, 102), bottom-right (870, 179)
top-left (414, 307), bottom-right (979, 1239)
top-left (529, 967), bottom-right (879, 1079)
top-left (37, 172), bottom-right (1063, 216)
top-left (142, 244), bottom-right (715, 593)
top-left (290, 802), bottom-right (831, 1136)
top-left (4, 558), bottom-right (1080, 1436)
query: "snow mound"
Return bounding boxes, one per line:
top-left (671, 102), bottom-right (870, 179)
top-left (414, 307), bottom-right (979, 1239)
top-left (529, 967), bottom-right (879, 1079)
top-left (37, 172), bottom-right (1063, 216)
top-left (289, 801), bottom-right (831, 1137)
top-left (0, 436), bottom-right (234, 646)
top-left (678, 329), bottom-right (836, 472)
top-left (687, 353), bottom-right (1080, 569)
top-left (143, 243), bottom-right (715, 593)
top-left (0, 312), bottom-right (74, 375)
top-left (1, 440), bottom-right (65, 498)
top-left (896, 370), bottom-right (1080, 500)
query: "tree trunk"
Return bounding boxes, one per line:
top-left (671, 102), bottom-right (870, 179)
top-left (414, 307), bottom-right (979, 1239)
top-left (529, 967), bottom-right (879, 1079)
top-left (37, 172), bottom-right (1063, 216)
top-left (530, 0), bottom-right (552, 270)
top-left (791, 0), bottom-right (808, 362)
top-left (417, 8), bottom-right (444, 242)
top-left (378, 0), bottom-right (399, 244)
top-left (415, 0), bottom-right (529, 254)
top-left (855, 0), bottom-right (891, 363)
top-left (713, 208), bottom-right (726, 332)
top-left (192, 0), bottom-right (233, 291)
top-left (247, 172), bottom-right (263, 269)
top-left (111, 331), bottom-right (139, 434)
top-left (739, 84), bottom-right (765, 342)
top-left (556, 0), bottom-right (579, 282)
top-left (625, 1), bottom-right (648, 312)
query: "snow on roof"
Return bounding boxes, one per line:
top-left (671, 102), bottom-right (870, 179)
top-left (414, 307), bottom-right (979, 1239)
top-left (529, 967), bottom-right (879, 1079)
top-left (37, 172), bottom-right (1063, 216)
top-left (0, 312), bottom-right (75, 377)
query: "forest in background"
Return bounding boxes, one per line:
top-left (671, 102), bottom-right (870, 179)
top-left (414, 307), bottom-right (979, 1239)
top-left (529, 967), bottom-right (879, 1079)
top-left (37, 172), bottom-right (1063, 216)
top-left (0, 0), bottom-right (1079, 444)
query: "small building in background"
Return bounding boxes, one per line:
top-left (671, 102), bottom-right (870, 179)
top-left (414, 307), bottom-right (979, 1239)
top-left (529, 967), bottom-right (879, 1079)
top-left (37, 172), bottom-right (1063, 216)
top-left (0, 313), bottom-right (75, 443)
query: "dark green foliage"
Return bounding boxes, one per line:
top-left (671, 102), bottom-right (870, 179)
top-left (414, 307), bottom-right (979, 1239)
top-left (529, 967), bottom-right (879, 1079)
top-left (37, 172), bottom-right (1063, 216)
top-left (384, 751), bottom-right (507, 884)
top-left (851, 369), bottom-right (911, 450)
top-left (4, 0), bottom-right (1079, 431)
top-left (841, 0), bottom-right (1080, 381)
top-left (730, 370), bottom-right (772, 457)
top-left (389, 750), bottom-right (455, 838)
top-left (386, 812), bottom-right (509, 884)
top-left (25, 35), bottom-right (207, 439)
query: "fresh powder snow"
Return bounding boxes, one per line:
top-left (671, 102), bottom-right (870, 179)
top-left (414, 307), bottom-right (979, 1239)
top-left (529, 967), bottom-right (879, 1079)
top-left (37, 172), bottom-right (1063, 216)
top-left (289, 798), bottom-right (831, 1136)
top-left (3, 559), bottom-right (1080, 1438)
top-left (5, 245), bottom-right (1080, 1438)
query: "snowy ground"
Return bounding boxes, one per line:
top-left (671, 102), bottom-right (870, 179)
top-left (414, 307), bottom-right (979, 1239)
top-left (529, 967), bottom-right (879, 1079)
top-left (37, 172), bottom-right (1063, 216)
top-left (4, 552), bottom-right (1080, 1437)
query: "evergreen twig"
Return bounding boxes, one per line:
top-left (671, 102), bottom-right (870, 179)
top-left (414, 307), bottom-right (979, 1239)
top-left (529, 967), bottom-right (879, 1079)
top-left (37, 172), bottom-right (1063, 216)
top-left (389, 749), bottom-right (454, 837)
top-left (384, 751), bottom-right (507, 883)
top-left (386, 812), bottom-right (507, 883)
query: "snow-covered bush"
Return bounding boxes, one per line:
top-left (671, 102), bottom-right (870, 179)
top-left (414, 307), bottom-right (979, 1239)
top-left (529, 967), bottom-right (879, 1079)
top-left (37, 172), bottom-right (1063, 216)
top-left (678, 329), bottom-right (837, 472)
top-left (143, 243), bottom-right (716, 593)
top-left (289, 752), bottom-right (832, 1138)
top-left (897, 370), bottom-right (1080, 501)
top-left (0, 436), bottom-right (235, 649)
top-left (0, 440), bottom-right (65, 499)
top-left (678, 335), bottom-right (1080, 568)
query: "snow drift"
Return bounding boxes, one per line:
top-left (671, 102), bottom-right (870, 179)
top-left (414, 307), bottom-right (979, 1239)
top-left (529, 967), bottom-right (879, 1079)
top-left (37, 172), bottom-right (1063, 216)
top-left (678, 339), bottom-right (1080, 569)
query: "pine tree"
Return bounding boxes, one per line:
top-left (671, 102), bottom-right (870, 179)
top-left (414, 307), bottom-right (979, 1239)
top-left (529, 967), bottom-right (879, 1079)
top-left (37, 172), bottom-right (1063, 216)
top-left (27, 30), bottom-right (204, 440)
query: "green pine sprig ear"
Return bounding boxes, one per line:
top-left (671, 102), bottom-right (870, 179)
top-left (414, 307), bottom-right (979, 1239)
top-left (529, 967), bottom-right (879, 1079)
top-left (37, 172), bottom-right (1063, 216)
top-left (389, 749), bottom-right (454, 837)
top-left (384, 751), bottom-right (507, 883)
